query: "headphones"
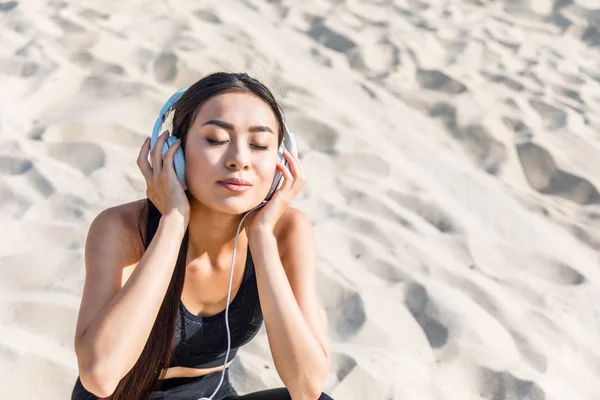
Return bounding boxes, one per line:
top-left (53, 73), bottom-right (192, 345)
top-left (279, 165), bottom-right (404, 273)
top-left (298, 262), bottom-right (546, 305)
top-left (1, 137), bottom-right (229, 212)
top-left (150, 87), bottom-right (298, 400)
top-left (150, 87), bottom-right (298, 201)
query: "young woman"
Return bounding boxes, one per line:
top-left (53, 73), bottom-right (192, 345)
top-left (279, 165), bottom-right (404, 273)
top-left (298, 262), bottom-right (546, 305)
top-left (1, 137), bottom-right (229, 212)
top-left (72, 72), bottom-right (333, 400)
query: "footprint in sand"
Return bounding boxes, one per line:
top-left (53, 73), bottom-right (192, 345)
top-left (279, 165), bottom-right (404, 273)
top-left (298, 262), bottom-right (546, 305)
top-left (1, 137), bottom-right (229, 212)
top-left (192, 9), bottom-right (222, 24)
top-left (481, 72), bottom-right (525, 92)
top-left (544, 262), bottom-right (585, 285)
top-left (502, 116), bottom-right (534, 142)
top-left (388, 190), bottom-right (463, 234)
top-left (346, 39), bottom-right (401, 77)
top-left (404, 282), bottom-right (449, 349)
top-left (51, 13), bottom-right (85, 34)
top-left (369, 258), bottom-right (406, 284)
top-left (416, 69), bottom-right (467, 95)
top-left (0, 182), bottom-right (32, 217)
top-left (477, 367), bottom-right (545, 400)
top-left (582, 26), bottom-right (600, 48)
top-left (430, 102), bottom-right (507, 174)
top-left (341, 215), bottom-right (395, 249)
top-left (0, 156), bottom-right (33, 175)
top-left (77, 8), bottom-right (109, 22)
top-left (309, 47), bottom-right (333, 67)
top-left (80, 75), bottom-right (142, 98)
top-left (552, 85), bottom-right (583, 104)
top-left (293, 117), bottom-right (338, 155)
top-left (26, 193), bottom-right (88, 224)
top-left (307, 17), bottom-right (357, 53)
top-left (509, 330), bottom-right (548, 373)
top-left (0, 57), bottom-right (39, 78)
top-left (460, 124), bottom-right (507, 175)
top-left (25, 166), bottom-right (54, 197)
top-left (516, 142), bottom-right (600, 205)
top-left (330, 352), bottom-right (357, 383)
top-left (348, 237), bottom-right (406, 283)
top-left (154, 51), bottom-right (179, 84)
top-left (0, 1), bottom-right (18, 12)
top-left (329, 290), bottom-right (366, 341)
top-left (46, 142), bottom-right (105, 176)
top-left (570, 223), bottom-right (600, 250)
top-left (336, 183), bottom-right (415, 231)
top-left (472, 239), bottom-right (587, 285)
top-left (558, 72), bottom-right (585, 85)
top-left (70, 51), bottom-right (125, 76)
top-left (317, 272), bottom-right (366, 341)
top-left (529, 99), bottom-right (568, 130)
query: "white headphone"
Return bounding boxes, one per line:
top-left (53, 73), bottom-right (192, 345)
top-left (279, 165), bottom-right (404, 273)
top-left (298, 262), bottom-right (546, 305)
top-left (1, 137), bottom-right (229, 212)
top-left (149, 87), bottom-right (298, 400)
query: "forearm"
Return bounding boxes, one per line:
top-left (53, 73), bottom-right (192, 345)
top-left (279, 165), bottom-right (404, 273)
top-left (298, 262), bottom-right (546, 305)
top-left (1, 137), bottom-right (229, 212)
top-left (77, 213), bottom-right (186, 384)
top-left (249, 230), bottom-right (329, 399)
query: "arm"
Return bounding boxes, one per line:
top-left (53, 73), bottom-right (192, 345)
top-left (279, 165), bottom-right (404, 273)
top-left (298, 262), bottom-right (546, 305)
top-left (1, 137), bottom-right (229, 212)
top-left (74, 207), bottom-right (186, 397)
top-left (248, 209), bottom-right (331, 400)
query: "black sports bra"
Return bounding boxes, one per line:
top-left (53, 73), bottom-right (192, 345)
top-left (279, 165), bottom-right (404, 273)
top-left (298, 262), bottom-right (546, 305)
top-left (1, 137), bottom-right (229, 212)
top-left (71, 245), bottom-right (263, 399)
top-left (169, 244), bottom-right (263, 369)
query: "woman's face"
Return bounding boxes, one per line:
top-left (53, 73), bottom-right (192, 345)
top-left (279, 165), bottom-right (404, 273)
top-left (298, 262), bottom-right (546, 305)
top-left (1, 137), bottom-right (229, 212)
top-left (183, 92), bottom-right (281, 214)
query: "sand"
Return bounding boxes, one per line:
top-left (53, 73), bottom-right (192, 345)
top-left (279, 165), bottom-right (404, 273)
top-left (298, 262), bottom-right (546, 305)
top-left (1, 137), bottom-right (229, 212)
top-left (1, 0), bottom-right (600, 399)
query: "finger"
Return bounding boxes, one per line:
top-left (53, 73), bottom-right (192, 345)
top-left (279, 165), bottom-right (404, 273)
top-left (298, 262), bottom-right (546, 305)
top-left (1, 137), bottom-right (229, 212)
top-left (162, 139), bottom-right (181, 175)
top-left (284, 150), bottom-right (305, 190)
top-left (137, 137), bottom-right (153, 183)
top-left (151, 130), bottom-right (170, 178)
top-left (277, 162), bottom-right (294, 193)
top-left (284, 150), bottom-right (302, 176)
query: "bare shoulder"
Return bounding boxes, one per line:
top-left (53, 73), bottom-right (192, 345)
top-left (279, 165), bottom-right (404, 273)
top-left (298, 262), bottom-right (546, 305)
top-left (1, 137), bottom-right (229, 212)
top-left (274, 207), bottom-right (314, 261)
top-left (114, 198), bottom-right (148, 236)
top-left (87, 199), bottom-right (148, 267)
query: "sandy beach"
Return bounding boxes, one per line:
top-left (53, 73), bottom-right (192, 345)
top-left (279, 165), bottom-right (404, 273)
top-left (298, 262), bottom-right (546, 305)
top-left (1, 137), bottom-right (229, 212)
top-left (1, 0), bottom-right (600, 398)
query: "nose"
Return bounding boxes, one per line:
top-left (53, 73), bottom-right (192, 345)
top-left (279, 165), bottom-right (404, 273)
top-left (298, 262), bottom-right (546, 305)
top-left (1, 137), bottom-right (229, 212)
top-left (224, 139), bottom-right (251, 170)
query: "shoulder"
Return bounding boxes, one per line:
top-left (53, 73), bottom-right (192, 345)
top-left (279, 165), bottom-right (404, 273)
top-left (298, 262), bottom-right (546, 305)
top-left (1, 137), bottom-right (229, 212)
top-left (86, 199), bottom-right (147, 265)
top-left (274, 207), bottom-right (315, 262)
top-left (91, 199), bottom-right (146, 234)
top-left (274, 207), bottom-right (313, 241)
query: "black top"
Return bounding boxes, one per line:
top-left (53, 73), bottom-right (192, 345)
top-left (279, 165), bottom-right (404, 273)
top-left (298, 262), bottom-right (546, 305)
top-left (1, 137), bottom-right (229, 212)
top-left (170, 245), bottom-right (264, 368)
top-left (71, 245), bottom-right (263, 399)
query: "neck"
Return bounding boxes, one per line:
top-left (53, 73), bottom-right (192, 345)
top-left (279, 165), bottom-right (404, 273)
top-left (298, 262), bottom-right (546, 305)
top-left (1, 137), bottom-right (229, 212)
top-left (186, 195), bottom-right (248, 264)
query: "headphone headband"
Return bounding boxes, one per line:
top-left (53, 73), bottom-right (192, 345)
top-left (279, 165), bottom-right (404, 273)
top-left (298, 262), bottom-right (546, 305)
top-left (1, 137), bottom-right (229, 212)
top-left (150, 87), bottom-right (188, 151)
top-left (150, 87), bottom-right (297, 157)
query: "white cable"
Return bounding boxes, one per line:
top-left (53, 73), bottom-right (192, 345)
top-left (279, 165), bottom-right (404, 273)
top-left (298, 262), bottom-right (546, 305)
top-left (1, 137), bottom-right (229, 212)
top-left (197, 201), bottom-right (267, 400)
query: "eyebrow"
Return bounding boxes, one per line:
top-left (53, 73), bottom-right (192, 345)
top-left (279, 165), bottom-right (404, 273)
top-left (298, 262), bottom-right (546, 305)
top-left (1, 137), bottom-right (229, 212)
top-left (201, 119), bottom-right (274, 134)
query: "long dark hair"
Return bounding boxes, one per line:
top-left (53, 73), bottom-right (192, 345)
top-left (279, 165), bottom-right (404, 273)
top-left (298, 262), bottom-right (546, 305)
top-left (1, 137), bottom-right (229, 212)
top-left (107, 72), bottom-right (284, 400)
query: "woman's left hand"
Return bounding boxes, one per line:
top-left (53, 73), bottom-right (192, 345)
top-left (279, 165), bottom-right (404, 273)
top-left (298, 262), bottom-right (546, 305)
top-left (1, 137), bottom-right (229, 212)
top-left (244, 150), bottom-right (306, 235)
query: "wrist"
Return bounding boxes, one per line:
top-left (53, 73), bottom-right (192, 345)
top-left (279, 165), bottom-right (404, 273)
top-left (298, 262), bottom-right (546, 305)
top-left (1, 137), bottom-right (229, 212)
top-left (247, 226), bottom-right (275, 243)
top-left (160, 211), bottom-right (188, 234)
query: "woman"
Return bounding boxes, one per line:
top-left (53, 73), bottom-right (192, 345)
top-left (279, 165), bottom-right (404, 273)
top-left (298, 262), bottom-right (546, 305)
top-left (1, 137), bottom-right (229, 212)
top-left (72, 72), bottom-right (333, 400)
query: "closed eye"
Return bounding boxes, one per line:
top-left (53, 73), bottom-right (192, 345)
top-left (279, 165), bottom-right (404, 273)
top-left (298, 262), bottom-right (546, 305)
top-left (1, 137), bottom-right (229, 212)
top-left (206, 139), bottom-right (269, 151)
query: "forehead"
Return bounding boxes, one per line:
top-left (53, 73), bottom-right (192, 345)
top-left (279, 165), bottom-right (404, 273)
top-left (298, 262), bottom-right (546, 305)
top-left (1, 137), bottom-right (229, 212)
top-left (194, 92), bottom-right (278, 128)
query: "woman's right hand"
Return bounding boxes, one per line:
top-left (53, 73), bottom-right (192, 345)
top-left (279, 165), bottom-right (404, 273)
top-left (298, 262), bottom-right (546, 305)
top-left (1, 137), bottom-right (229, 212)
top-left (137, 130), bottom-right (190, 226)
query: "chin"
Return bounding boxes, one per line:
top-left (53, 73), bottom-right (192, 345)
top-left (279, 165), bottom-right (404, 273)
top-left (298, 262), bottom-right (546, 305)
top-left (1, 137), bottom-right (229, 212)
top-left (216, 198), bottom-right (263, 215)
top-left (189, 186), bottom-right (267, 215)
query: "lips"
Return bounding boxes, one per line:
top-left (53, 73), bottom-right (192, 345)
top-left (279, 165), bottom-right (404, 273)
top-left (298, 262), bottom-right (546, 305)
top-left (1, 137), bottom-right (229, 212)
top-left (218, 178), bottom-right (252, 186)
top-left (218, 177), bottom-right (252, 193)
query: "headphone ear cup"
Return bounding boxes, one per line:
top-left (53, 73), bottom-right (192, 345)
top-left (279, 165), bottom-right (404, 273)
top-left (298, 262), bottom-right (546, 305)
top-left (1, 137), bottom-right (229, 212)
top-left (265, 146), bottom-right (287, 201)
top-left (163, 136), bottom-right (187, 190)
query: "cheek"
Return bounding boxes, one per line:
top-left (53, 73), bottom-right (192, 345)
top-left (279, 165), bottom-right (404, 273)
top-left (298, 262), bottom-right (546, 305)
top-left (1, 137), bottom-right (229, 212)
top-left (183, 150), bottom-right (214, 186)
top-left (184, 143), bottom-right (214, 167)
top-left (255, 156), bottom-right (278, 181)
